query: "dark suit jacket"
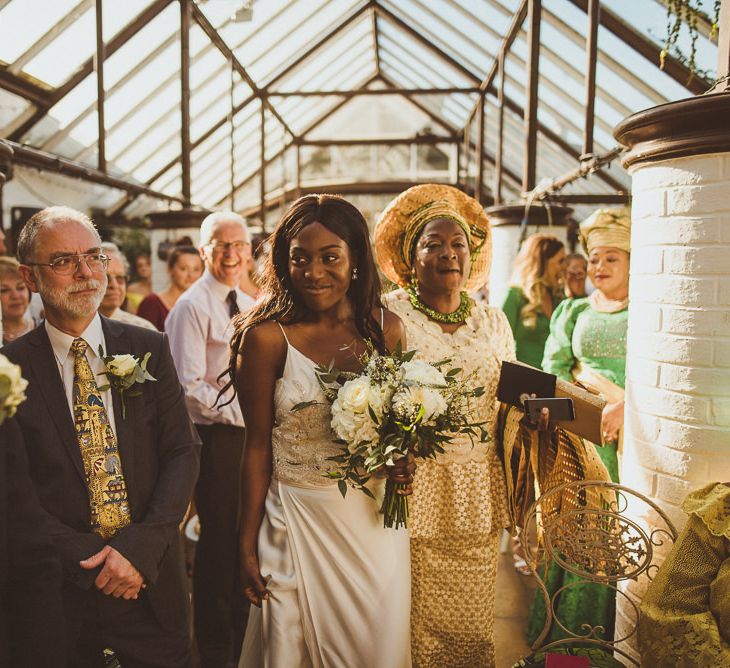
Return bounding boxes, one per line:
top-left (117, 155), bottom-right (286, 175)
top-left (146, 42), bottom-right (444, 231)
top-left (0, 417), bottom-right (65, 665)
top-left (2, 317), bottom-right (201, 631)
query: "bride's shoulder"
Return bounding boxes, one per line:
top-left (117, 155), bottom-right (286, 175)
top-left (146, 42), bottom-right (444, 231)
top-left (240, 320), bottom-right (287, 353)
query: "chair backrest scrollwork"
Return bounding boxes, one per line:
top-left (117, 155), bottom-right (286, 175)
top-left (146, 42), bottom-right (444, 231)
top-left (520, 480), bottom-right (678, 666)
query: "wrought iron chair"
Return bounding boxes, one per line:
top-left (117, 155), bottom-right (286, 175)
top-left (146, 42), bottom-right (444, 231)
top-left (518, 480), bottom-right (678, 667)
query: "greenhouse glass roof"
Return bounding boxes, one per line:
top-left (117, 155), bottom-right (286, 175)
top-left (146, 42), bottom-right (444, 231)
top-left (0, 0), bottom-right (721, 223)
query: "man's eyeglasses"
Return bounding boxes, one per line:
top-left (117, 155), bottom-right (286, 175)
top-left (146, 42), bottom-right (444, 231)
top-left (207, 240), bottom-right (249, 253)
top-left (26, 253), bottom-right (109, 276)
top-left (107, 273), bottom-right (128, 285)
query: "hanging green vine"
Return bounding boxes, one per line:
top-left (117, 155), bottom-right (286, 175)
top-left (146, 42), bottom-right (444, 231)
top-left (661, 0), bottom-right (721, 76)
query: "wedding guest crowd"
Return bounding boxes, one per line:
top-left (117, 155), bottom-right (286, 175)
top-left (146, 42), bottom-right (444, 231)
top-left (0, 194), bottom-right (640, 668)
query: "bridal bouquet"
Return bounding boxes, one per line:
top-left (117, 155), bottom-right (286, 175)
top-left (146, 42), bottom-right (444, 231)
top-left (296, 345), bottom-right (488, 529)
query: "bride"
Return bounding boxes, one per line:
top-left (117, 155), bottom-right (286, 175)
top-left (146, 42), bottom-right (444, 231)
top-left (224, 194), bottom-right (413, 667)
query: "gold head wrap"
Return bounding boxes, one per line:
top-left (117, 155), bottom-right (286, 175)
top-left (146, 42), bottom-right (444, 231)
top-left (580, 206), bottom-right (631, 255)
top-left (374, 184), bottom-right (491, 290)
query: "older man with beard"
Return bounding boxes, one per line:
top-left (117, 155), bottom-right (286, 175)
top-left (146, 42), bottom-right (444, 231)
top-left (3, 206), bottom-right (200, 667)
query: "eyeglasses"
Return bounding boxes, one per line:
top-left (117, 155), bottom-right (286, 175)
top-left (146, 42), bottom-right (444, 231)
top-left (207, 240), bottom-right (249, 253)
top-left (26, 253), bottom-right (109, 276)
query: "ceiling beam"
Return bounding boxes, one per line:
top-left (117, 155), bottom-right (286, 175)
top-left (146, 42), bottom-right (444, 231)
top-left (377, 74), bottom-right (457, 134)
top-left (0, 68), bottom-right (50, 107)
top-left (268, 86), bottom-right (479, 97)
top-left (6, 139), bottom-right (185, 204)
top-left (7, 0), bottom-right (173, 142)
top-left (371, 6), bottom-right (381, 76)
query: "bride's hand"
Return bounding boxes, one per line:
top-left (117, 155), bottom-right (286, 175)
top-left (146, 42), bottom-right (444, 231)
top-left (385, 452), bottom-right (416, 496)
top-left (241, 552), bottom-right (270, 607)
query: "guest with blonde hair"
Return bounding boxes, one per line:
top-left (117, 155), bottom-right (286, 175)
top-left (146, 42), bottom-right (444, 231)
top-left (501, 234), bottom-right (565, 368)
top-left (0, 257), bottom-right (37, 344)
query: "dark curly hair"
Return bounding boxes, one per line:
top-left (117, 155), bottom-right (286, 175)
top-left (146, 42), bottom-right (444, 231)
top-left (219, 194), bottom-right (386, 404)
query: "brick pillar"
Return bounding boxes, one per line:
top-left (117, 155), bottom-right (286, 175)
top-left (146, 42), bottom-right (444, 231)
top-left (614, 94), bottom-right (730, 660)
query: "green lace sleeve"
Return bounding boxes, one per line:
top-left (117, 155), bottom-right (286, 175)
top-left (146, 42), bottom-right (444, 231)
top-left (541, 298), bottom-right (590, 382)
top-left (500, 286), bottom-right (525, 340)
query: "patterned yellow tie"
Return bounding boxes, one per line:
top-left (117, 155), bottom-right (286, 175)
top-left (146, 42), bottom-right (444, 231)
top-left (71, 338), bottom-right (131, 539)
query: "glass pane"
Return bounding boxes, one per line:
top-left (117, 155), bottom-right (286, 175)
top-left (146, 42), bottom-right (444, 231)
top-left (24, 6), bottom-right (96, 87)
top-left (0, 88), bottom-right (31, 134)
top-left (0, 0), bottom-right (79, 64)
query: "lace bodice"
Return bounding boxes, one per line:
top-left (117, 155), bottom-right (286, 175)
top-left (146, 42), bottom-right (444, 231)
top-left (272, 339), bottom-right (341, 488)
top-left (385, 290), bottom-right (516, 465)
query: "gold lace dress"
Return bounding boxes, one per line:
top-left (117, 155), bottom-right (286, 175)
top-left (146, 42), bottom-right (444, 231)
top-left (638, 482), bottom-right (730, 667)
top-left (384, 290), bottom-right (514, 668)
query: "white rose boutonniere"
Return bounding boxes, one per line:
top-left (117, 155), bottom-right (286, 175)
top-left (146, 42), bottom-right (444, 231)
top-left (97, 347), bottom-right (156, 418)
top-left (0, 353), bottom-right (28, 426)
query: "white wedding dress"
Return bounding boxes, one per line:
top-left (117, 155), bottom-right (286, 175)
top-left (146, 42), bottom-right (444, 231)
top-left (239, 326), bottom-right (411, 668)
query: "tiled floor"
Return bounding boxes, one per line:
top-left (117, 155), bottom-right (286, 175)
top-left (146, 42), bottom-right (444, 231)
top-left (494, 540), bottom-right (537, 667)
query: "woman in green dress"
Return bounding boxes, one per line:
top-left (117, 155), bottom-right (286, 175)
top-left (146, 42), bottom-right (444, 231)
top-left (527, 207), bottom-right (631, 645)
top-left (501, 234), bottom-right (566, 369)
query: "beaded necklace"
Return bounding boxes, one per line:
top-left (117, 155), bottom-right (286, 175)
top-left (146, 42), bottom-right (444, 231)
top-left (406, 283), bottom-right (472, 324)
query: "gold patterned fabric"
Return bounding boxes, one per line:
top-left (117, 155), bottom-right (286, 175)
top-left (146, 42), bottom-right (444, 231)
top-left (71, 338), bottom-right (131, 539)
top-left (638, 483), bottom-right (730, 667)
top-left (384, 290), bottom-right (513, 668)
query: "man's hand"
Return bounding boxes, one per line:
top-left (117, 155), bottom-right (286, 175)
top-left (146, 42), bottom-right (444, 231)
top-left (80, 545), bottom-right (145, 600)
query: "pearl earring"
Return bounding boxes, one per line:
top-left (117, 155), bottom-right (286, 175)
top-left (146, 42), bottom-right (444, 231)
top-left (351, 268), bottom-right (359, 280)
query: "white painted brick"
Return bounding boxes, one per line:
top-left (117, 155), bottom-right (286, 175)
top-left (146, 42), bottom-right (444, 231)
top-left (627, 333), bottom-right (714, 366)
top-left (654, 417), bottom-right (730, 453)
top-left (630, 275), bottom-right (716, 307)
top-left (663, 246), bottom-right (730, 275)
top-left (656, 474), bottom-right (694, 506)
top-left (632, 155), bottom-right (725, 189)
top-left (628, 382), bottom-right (710, 423)
top-left (630, 248), bottom-right (663, 275)
top-left (723, 155), bottom-right (730, 178)
top-left (624, 404), bottom-right (660, 442)
top-left (631, 217), bottom-right (721, 247)
top-left (627, 357), bottom-right (661, 386)
top-left (715, 341), bottom-right (730, 367)
top-left (710, 398), bottom-right (730, 427)
top-left (620, 464), bottom-right (657, 496)
top-left (658, 363), bottom-right (730, 396)
top-left (718, 279), bottom-right (730, 306)
top-left (629, 304), bottom-right (662, 333)
top-left (661, 306), bottom-right (730, 336)
top-left (629, 436), bottom-right (710, 480)
top-left (720, 219), bottom-right (730, 243)
top-left (665, 183), bottom-right (730, 216)
top-left (631, 188), bottom-right (666, 220)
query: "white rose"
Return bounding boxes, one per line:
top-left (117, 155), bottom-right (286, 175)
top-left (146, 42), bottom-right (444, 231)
top-left (393, 386), bottom-right (448, 426)
top-left (0, 353), bottom-right (28, 419)
top-left (106, 354), bottom-right (138, 377)
top-left (331, 376), bottom-right (383, 446)
top-left (401, 360), bottom-right (447, 387)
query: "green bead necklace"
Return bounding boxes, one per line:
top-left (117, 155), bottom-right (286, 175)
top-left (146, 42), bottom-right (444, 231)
top-left (406, 283), bottom-right (472, 324)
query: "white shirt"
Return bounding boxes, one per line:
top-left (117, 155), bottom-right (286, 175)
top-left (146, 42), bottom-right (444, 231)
top-left (165, 270), bottom-right (254, 426)
top-left (109, 307), bottom-right (157, 331)
top-left (45, 313), bottom-right (118, 438)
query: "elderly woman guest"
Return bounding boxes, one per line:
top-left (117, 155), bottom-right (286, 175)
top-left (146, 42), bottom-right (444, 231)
top-left (0, 257), bottom-right (37, 344)
top-left (375, 185), bottom-right (515, 667)
top-left (137, 246), bottom-right (203, 331)
top-left (501, 234), bottom-right (566, 369)
top-left (98, 243), bottom-right (156, 331)
top-left (527, 207), bottom-right (631, 645)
